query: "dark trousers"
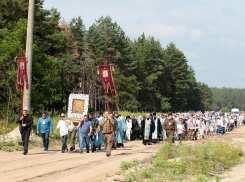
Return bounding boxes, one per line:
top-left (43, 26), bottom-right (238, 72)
top-left (41, 132), bottom-right (50, 150)
top-left (178, 133), bottom-right (184, 141)
top-left (21, 130), bottom-right (31, 152)
top-left (132, 130), bottom-right (138, 140)
top-left (61, 135), bottom-right (68, 151)
top-left (91, 138), bottom-right (96, 151)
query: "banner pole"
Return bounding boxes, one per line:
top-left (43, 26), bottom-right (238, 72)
top-left (20, 49), bottom-right (24, 125)
top-left (21, 89), bottom-right (24, 125)
top-left (107, 96), bottom-right (111, 133)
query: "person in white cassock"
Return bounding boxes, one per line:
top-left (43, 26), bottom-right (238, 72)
top-left (126, 116), bottom-right (132, 140)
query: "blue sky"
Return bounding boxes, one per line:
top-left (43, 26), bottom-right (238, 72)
top-left (43, 0), bottom-right (245, 88)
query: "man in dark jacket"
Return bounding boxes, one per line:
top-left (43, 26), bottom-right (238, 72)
top-left (16, 107), bottom-right (33, 155)
top-left (131, 116), bottom-right (139, 140)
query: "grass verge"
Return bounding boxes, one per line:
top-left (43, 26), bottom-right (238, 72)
top-left (117, 141), bottom-right (244, 181)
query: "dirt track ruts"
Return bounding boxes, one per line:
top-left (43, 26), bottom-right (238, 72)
top-left (1, 126), bottom-right (245, 182)
top-left (0, 140), bottom-right (158, 182)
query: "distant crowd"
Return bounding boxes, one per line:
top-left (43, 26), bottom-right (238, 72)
top-left (16, 108), bottom-right (244, 156)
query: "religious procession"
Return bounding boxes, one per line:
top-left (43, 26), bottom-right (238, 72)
top-left (16, 107), bottom-right (245, 156)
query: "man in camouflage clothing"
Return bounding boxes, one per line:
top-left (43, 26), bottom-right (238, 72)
top-left (96, 111), bottom-right (114, 157)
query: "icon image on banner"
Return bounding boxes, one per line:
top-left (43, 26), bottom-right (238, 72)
top-left (20, 62), bottom-right (24, 70)
top-left (72, 99), bottom-right (85, 114)
top-left (102, 70), bottom-right (108, 78)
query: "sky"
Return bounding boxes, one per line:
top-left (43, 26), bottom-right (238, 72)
top-left (43, 0), bottom-right (245, 88)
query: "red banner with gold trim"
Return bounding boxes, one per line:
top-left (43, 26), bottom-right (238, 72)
top-left (16, 57), bottom-right (29, 90)
top-left (99, 65), bottom-right (116, 97)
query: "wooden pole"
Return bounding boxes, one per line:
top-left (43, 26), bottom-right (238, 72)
top-left (105, 42), bottom-right (111, 133)
top-left (21, 89), bottom-right (24, 125)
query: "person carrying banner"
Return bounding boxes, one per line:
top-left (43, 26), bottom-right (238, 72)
top-left (96, 111), bottom-right (114, 157)
top-left (16, 107), bottom-right (33, 155)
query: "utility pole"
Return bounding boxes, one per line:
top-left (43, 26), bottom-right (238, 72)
top-left (24, 0), bottom-right (35, 109)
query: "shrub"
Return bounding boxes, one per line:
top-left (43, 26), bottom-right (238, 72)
top-left (124, 171), bottom-right (137, 182)
top-left (2, 146), bottom-right (13, 152)
top-left (120, 161), bottom-right (132, 171)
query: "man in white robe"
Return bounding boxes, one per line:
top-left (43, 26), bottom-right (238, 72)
top-left (126, 116), bottom-right (132, 140)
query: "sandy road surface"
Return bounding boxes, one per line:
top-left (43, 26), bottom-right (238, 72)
top-left (0, 140), bottom-right (158, 182)
top-left (1, 126), bottom-right (245, 182)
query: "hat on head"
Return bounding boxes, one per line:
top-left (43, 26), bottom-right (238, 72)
top-left (23, 107), bottom-right (29, 111)
top-left (99, 112), bottom-right (103, 115)
top-left (168, 113), bottom-right (172, 116)
top-left (126, 116), bottom-right (130, 119)
top-left (153, 113), bottom-right (156, 116)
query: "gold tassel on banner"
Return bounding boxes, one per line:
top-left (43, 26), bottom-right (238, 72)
top-left (97, 67), bottom-right (99, 74)
top-left (112, 65), bottom-right (115, 71)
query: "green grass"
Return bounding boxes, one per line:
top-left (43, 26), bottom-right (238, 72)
top-left (0, 114), bottom-right (64, 151)
top-left (0, 122), bottom-right (18, 135)
top-left (119, 141), bottom-right (244, 181)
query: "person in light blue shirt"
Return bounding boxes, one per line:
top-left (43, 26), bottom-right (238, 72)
top-left (37, 111), bottom-right (53, 151)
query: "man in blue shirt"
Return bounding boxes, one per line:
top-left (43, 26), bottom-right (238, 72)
top-left (78, 115), bottom-right (92, 154)
top-left (37, 111), bottom-right (53, 151)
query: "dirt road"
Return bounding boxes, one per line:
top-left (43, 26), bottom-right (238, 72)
top-left (1, 126), bottom-right (245, 182)
top-left (0, 140), bottom-right (158, 182)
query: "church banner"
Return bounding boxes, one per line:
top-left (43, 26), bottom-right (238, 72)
top-left (99, 65), bottom-right (116, 97)
top-left (16, 57), bottom-right (29, 90)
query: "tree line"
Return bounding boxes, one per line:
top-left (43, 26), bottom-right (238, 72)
top-left (0, 0), bottom-right (214, 124)
top-left (211, 87), bottom-right (245, 111)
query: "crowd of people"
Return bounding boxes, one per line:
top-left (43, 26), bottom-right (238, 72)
top-left (16, 108), bottom-right (244, 156)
